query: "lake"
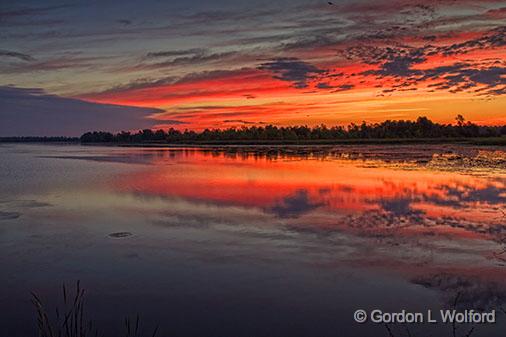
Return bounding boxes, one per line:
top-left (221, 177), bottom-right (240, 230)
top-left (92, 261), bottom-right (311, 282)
top-left (0, 143), bottom-right (505, 337)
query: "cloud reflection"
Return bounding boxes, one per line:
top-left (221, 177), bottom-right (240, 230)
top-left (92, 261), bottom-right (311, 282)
top-left (53, 145), bottom-right (505, 310)
top-left (413, 274), bottom-right (506, 310)
top-left (269, 189), bottom-right (324, 218)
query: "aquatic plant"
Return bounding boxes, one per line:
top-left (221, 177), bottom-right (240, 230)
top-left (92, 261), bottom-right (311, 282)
top-left (31, 282), bottom-right (158, 337)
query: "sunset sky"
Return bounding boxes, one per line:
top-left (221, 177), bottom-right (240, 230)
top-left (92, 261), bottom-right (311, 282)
top-left (1, 0), bottom-right (505, 134)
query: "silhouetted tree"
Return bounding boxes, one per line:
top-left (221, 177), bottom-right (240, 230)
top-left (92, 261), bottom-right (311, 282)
top-left (78, 116), bottom-right (506, 144)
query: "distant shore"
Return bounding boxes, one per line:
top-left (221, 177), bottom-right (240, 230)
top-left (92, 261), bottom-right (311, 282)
top-left (2, 136), bottom-right (505, 146)
top-left (77, 117), bottom-right (506, 147)
top-left (90, 137), bottom-right (506, 146)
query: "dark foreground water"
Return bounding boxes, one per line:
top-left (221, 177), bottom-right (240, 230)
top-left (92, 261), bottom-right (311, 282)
top-left (0, 144), bottom-right (505, 337)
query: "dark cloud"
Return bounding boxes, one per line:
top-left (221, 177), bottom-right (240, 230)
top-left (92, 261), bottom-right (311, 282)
top-left (154, 120), bottom-right (188, 126)
top-left (436, 26), bottom-right (506, 56)
top-left (316, 82), bottom-right (334, 89)
top-left (145, 48), bottom-right (206, 58)
top-left (0, 55), bottom-right (101, 74)
top-left (370, 55), bottom-right (424, 77)
top-left (0, 4), bottom-right (70, 19)
top-left (84, 68), bottom-right (253, 99)
top-left (176, 68), bottom-right (252, 85)
top-left (0, 86), bottom-right (163, 136)
top-left (0, 19), bottom-right (65, 28)
top-left (132, 49), bottom-right (243, 70)
top-left (332, 84), bottom-right (355, 92)
top-left (258, 58), bottom-right (325, 88)
top-left (82, 76), bottom-right (178, 98)
top-left (179, 8), bottom-right (275, 25)
top-left (328, 0), bottom-right (429, 15)
top-left (0, 49), bottom-right (35, 61)
top-left (325, 0), bottom-right (505, 19)
top-left (140, 51), bottom-right (238, 69)
top-left (421, 63), bottom-right (506, 96)
top-left (316, 83), bottom-right (355, 92)
top-left (180, 10), bottom-right (236, 23)
top-left (422, 35), bottom-right (437, 41)
top-left (281, 34), bottom-right (341, 51)
top-left (276, 2), bottom-right (503, 54)
top-left (346, 29), bottom-right (506, 96)
top-left (485, 87), bottom-right (506, 96)
top-left (0, 4), bottom-right (69, 28)
top-left (162, 109), bottom-right (260, 121)
top-left (2, 0), bottom-right (505, 102)
top-left (222, 119), bottom-right (262, 125)
top-left (486, 7), bottom-right (506, 19)
top-left (357, 46), bottom-right (426, 77)
top-left (341, 24), bottom-right (505, 86)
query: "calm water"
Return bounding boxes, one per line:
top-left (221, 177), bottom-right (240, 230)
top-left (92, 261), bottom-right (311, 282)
top-left (0, 144), bottom-right (505, 337)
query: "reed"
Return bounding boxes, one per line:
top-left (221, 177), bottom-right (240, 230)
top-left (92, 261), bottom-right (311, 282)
top-left (31, 281), bottom-right (158, 337)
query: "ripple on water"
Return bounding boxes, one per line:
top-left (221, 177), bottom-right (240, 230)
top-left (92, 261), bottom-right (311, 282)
top-left (108, 232), bottom-right (133, 238)
top-left (0, 211), bottom-right (21, 220)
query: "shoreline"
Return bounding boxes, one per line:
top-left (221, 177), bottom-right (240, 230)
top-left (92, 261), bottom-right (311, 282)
top-left (2, 136), bottom-right (505, 147)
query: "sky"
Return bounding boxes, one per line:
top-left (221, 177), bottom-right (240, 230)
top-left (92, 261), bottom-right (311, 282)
top-left (1, 0), bottom-right (505, 135)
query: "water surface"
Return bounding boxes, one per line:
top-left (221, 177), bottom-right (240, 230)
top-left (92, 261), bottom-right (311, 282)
top-left (0, 144), bottom-right (505, 337)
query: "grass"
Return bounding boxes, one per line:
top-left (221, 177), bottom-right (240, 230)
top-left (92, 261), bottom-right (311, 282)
top-left (30, 281), bottom-right (506, 337)
top-left (31, 281), bottom-right (158, 337)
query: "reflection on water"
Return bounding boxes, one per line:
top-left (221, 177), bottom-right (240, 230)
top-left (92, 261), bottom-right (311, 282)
top-left (0, 144), bottom-right (505, 337)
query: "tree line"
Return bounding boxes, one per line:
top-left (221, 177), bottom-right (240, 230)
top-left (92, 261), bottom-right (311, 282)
top-left (79, 116), bottom-right (506, 144)
top-left (0, 136), bottom-right (78, 143)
